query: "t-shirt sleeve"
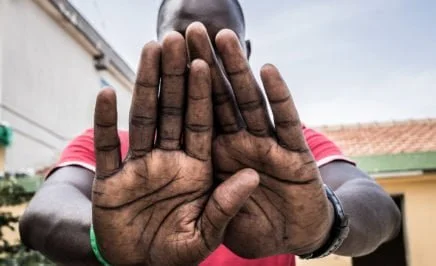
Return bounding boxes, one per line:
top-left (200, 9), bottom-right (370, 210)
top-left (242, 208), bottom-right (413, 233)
top-left (47, 128), bottom-right (97, 177)
top-left (302, 126), bottom-right (354, 167)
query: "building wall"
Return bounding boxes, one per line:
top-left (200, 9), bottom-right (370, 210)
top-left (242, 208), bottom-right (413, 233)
top-left (0, 0), bottom-right (132, 172)
top-left (379, 174), bottom-right (436, 266)
top-left (0, 147), bottom-right (5, 172)
top-left (0, 1), bottom-right (5, 112)
top-left (297, 173), bottom-right (436, 266)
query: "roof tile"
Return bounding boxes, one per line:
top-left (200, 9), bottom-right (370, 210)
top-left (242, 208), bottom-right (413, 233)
top-left (315, 119), bottom-right (436, 157)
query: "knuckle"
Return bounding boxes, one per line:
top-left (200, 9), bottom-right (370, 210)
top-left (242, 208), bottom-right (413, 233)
top-left (130, 115), bottom-right (155, 127)
top-left (160, 106), bottom-right (183, 116)
top-left (239, 99), bottom-right (264, 112)
top-left (186, 124), bottom-right (210, 133)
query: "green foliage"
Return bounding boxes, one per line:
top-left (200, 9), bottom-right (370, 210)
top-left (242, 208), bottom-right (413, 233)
top-left (0, 245), bottom-right (54, 266)
top-left (0, 178), bottom-right (53, 265)
top-left (0, 179), bottom-right (33, 206)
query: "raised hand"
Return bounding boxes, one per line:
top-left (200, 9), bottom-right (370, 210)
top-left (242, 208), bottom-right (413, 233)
top-left (186, 23), bottom-right (334, 258)
top-left (91, 32), bottom-right (259, 265)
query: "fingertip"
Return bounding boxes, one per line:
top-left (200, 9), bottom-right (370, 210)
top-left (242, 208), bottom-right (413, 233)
top-left (162, 30), bottom-right (184, 40)
top-left (162, 31), bottom-right (185, 49)
top-left (186, 22), bottom-right (209, 48)
top-left (216, 29), bottom-right (238, 43)
top-left (95, 88), bottom-right (118, 125)
top-left (185, 22), bottom-right (216, 65)
top-left (97, 88), bottom-right (117, 105)
top-left (139, 41), bottom-right (162, 69)
top-left (237, 168), bottom-right (260, 189)
top-left (260, 64), bottom-right (285, 90)
top-left (261, 63), bottom-right (277, 72)
top-left (188, 59), bottom-right (212, 103)
top-left (100, 86), bottom-right (115, 95)
top-left (191, 59), bottom-right (211, 75)
top-left (137, 41), bottom-right (161, 85)
top-left (215, 29), bottom-right (240, 52)
top-left (260, 63), bottom-right (278, 78)
top-left (186, 21), bottom-right (208, 38)
top-left (141, 40), bottom-right (161, 55)
top-left (161, 32), bottom-right (187, 74)
top-left (190, 59), bottom-right (212, 89)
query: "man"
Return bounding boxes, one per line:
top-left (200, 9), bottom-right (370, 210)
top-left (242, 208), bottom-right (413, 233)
top-left (19, 0), bottom-right (401, 265)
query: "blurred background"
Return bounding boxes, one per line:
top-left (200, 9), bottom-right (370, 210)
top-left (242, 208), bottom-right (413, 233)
top-left (0, 0), bottom-right (435, 265)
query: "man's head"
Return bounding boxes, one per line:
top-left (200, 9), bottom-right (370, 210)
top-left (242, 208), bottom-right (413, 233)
top-left (157, 0), bottom-right (251, 59)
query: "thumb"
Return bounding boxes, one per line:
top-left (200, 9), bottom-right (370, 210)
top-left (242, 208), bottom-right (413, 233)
top-left (199, 169), bottom-right (259, 250)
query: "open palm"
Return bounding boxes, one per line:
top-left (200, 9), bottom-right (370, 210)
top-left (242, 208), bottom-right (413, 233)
top-left (91, 33), bottom-right (258, 265)
top-left (186, 23), bottom-right (334, 259)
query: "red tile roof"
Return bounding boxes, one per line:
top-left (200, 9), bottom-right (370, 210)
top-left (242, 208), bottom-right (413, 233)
top-left (316, 119), bottom-right (436, 157)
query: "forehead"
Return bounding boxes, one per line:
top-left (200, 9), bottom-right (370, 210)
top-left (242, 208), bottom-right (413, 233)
top-left (158, 0), bottom-right (244, 41)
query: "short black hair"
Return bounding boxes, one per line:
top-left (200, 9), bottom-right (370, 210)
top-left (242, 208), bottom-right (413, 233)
top-left (157, 0), bottom-right (246, 33)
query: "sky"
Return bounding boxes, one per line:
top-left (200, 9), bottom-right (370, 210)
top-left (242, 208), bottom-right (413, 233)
top-left (70, 0), bottom-right (436, 126)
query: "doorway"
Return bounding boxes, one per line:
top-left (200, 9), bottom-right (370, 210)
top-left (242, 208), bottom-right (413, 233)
top-left (352, 195), bottom-right (407, 266)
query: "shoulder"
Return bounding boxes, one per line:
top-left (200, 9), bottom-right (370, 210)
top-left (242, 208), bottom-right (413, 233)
top-left (301, 125), bottom-right (354, 167)
top-left (47, 128), bottom-right (129, 177)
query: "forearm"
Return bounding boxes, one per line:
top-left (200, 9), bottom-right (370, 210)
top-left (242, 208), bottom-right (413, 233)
top-left (20, 182), bottom-right (99, 265)
top-left (333, 178), bottom-right (401, 256)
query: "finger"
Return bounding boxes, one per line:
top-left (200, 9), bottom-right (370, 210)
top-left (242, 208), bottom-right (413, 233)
top-left (129, 41), bottom-right (161, 158)
top-left (216, 29), bottom-right (272, 137)
top-left (156, 32), bottom-right (187, 150)
top-left (184, 59), bottom-right (213, 161)
top-left (261, 64), bottom-right (308, 152)
top-left (199, 169), bottom-right (259, 250)
top-left (94, 88), bottom-right (121, 179)
top-left (186, 22), bottom-right (243, 133)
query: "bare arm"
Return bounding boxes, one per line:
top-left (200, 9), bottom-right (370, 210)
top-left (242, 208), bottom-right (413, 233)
top-left (19, 166), bottom-right (99, 265)
top-left (320, 161), bottom-right (401, 257)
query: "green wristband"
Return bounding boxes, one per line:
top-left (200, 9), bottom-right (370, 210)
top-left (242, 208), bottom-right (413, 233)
top-left (90, 225), bottom-right (111, 266)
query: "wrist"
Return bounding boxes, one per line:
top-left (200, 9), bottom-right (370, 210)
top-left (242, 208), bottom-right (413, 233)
top-left (299, 185), bottom-right (350, 259)
top-left (299, 192), bottom-right (335, 255)
top-left (313, 198), bottom-right (336, 252)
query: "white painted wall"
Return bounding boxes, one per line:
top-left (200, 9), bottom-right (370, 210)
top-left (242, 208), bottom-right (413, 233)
top-left (0, 1), bottom-right (7, 111)
top-left (0, 0), bottom-right (132, 172)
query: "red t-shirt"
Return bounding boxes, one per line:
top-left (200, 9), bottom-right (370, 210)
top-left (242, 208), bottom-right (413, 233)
top-left (51, 126), bottom-right (351, 266)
